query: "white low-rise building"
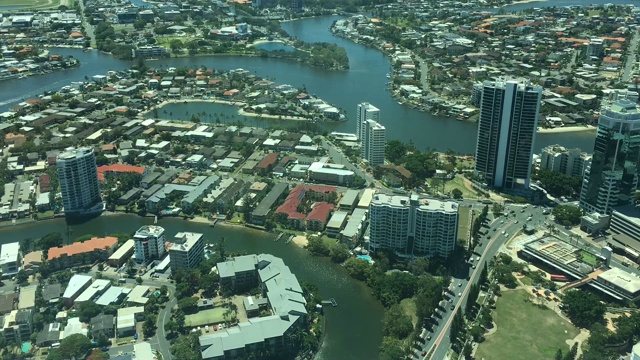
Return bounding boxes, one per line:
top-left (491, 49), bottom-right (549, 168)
top-left (0, 242), bottom-right (20, 278)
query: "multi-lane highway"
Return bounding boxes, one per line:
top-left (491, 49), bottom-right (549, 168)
top-left (415, 203), bottom-right (551, 360)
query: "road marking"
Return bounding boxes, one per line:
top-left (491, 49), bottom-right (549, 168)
top-left (425, 220), bottom-right (515, 360)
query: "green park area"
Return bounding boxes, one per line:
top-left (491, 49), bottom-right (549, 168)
top-left (0, 0), bottom-right (72, 10)
top-left (185, 308), bottom-right (236, 327)
top-left (400, 298), bottom-right (418, 326)
top-left (475, 290), bottom-right (579, 360)
top-left (458, 206), bottom-right (471, 243)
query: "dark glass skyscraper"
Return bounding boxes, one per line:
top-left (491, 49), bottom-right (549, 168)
top-left (474, 79), bottom-right (542, 190)
top-left (580, 99), bottom-right (640, 214)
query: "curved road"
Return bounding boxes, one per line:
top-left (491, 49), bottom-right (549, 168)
top-left (420, 204), bottom-right (550, 360)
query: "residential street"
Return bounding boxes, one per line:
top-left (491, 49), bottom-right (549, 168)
top-left (622, 28), bottom-right (640, 82)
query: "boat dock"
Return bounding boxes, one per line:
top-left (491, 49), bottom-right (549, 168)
top-left (210, 219), bottom-right (218, 227)
top-left (274, 232), bottom-right (284, 242)
top-left (321, 298), bottom-right (337, 307)
top-left (285, 235), bottom-right (294, 244)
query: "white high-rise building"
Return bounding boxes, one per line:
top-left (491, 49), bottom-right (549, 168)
top-left (362, 120), bottom-right (386, 166)
top-left (133, 225), bottom-right (166, 263)
top-left (368, 194), bottom-right (458, 257)
top-left (475, 78), bottom-right (542, 190)
top-left (356, 102), bottom-right (380, 142)
top-left (56, 147), bottom-right (102, 217)
top-left (169, 232), bottom-right (205, 272)
top-left (580, 99), bottom-right (640, 214)
top-left (540, 145), bottom-right (591, 178)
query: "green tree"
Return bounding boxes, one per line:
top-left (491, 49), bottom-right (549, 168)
top-left (492, 202), bottom-right (505, 217)
top-left (383, 304), bottom-right (414, 339)
top-left (562, 289), bottom-right (606, 328)
top-left (379, 337), bottom-right (405, 360)
top-left (385, 140), bottom-right (407, 164)
top-left (133, 20), bottom-right (147, 31)
top-left (555, 349), bottom-right (563, 360)
top-left (479, 262), bottom-right (488, 285)
top-left (533, 169), bottom-right (582, 197)
top-left (306, 236), bottom-right (330, 256)
top-left (58, 334), bottom-right (92, 359)
top-left (563, 343), bottom-right (578, 360)
top-left (343, 257), bottom-right (371, 281)
top-left (96, 331), bottom-right (110, 348)
top-left (143, 314), bottom-right (157, 337)
top-left (77, 302), bottom-right (101, 322)
top-left (178, 297), bottom-right (199, 314)
top-left (171, 333), bottom-right (203, 360)
top-left (451, 188), bottom-right (463, 199)
top-left (552, 205), bottom-right (583, 226)
top-left (329, 242), bottom-right (350, 263)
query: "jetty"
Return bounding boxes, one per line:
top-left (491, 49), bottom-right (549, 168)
top-left (274, 232), bottom-right (284, 242)
top-left (210, 219), bottom-right (218, 227)
top-left (285, 235), bottom-right (294, 244)
top-left (321, 298), bottom-right (338, 307)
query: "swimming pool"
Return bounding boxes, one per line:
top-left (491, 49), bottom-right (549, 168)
top-left (357, 255), bottom-right (373, 262)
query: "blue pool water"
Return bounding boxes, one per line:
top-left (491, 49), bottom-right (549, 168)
top-left (357, 255), bottom-right (372, 262)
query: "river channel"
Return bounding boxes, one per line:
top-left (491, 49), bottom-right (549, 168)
top-left (0, 215), bottom-right (385, 360)
top-left (3, 7), bottom-right (626, 153)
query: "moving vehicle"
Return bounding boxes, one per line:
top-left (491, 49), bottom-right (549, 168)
top-left (550, 274), bottom-right (568, 282)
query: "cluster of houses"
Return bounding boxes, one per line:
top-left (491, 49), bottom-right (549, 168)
top-left (333, 4), bottom-right (640, 123)
top-left (0, 268), bottom-right (156, 350)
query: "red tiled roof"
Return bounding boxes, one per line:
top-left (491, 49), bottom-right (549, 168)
top-left (97, 164), bottom-right (145, 181)
top-left (275, 184), bottom-right (336, 220)
top-left (306, 202), bottom-right (334, 222)
top-left (47, 236), bottom-right (117, 261)
top-left (39, 174), bottom-right (51, 193)
top-left (257, 153), bottom-right (278, 169)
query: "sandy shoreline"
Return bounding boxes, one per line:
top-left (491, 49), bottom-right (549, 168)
top-left (537, 125), bottom-right (596, 134)
top-left (247, 39), bottom-right (287, 47)
top-left (507, 0), bottom-right (547, 5)
top-left (292, 235), bottom-right (309, 247)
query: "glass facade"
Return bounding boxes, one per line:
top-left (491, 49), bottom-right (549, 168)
top-left (580, 99), bottom-right (640, 214)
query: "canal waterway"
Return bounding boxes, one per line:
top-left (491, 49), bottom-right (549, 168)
top-left (0, 1), bottom-right (631, 152)
top-left (0, 214), bottom-right (385, 360)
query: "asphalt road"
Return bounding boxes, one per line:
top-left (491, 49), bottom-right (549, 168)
top-left (421, 203), bottom-right (550, 360)
top-left (623, 28), bottom-right (640, 82)
top-left (87, 268), bottom-right (176, 360)
top-left (320, 138), bottom-right (377, 186)
top-left (78, 0), bottom-right (96, 48)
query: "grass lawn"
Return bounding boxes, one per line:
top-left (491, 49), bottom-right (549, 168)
top-left (0, 0), bottom-right (69, 9)
top-left (475, 290), bottom-right (579, 360)
top-left (185, 308), bottom-right (235, 327)
top-left (400, 298), bottom-right (418, 326)
top-left (458, 206), bottom-right (471, 244)
top-left (580, 251), bottom-right (598, 266)
top-left (443, 176), bottom-right (477, 199)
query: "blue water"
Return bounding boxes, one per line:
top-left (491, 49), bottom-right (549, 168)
top-left (357, 255), bottom-right (373, 262)
top-left (128, 0), bottom-right (155, 7)
top-left (0, 5), bottom-right (27, 10)
top-left (255, 42), bottom-right (296, 52)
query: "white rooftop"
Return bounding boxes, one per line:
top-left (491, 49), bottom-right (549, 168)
top-left (0, 242), bottom-right (19, 266)
top-left (170, 232), bottom-right (203, 252)
top-left (63, 275), bottom-right (93, 299)
top-left (598, 267), bottom-right (640, 294)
